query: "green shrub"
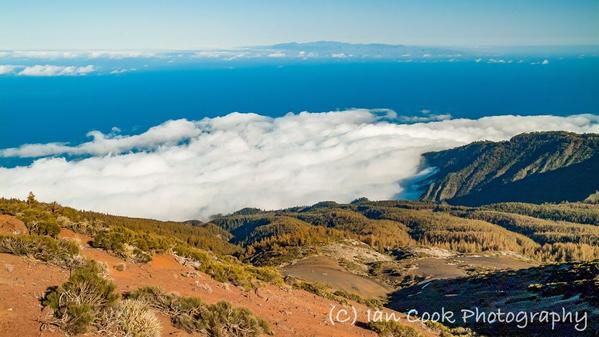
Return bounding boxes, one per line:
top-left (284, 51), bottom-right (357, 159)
top-left (425, 321), bottom-right (481, 337)
top-left (2, 195), bottom-right (63, 237)
top-left (0, 196), bottom-right (239, 256)
top-left (368, 320), bottom-right (422, 337)
top-left (91, 226), bottom-right (173, 263)
top-left (173, 244), bottom-right (283, 288)
top-left (25, 217), bottom-right (61, 237)
top-left (127, 287), bottom-right (270, 337)
top-left (43, 261), bottom-right (119, 334)
top-left (204, 301), bottom-right (271, 337)
top-left (0, 234), bottom-right (80, 267)
top-left (60, 303), bottom-right (95, 335)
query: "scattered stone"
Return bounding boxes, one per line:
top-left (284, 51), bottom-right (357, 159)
top-left (195, 281), bottom-right (213, 293)
top-left (255, 287), bottom-right (271, 300)
top-left (181, 271), bottom-right (200, 278)
top-left (173, 254), bottom-right (202, 269)
top-left (114, 263), bottom-right (126, 271)
top-left (4, 264), bottom-right (14, 273)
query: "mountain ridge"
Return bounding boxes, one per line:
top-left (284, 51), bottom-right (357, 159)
top-left (419, 131), bottom-right (599, 205)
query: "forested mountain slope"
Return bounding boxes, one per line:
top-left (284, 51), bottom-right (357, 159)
top-left (420, 131), bottom-right (599, 205)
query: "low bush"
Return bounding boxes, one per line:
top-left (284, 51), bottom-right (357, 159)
top-left (91, 227), bottom-right (172, 263)
top-left (0, 234), bottom-right (81, 268)
top-left (173, 244), bottom-right (283, 288)
top-left (425, 321), bottom-right (481, 337)
top-left (23, 216), bottom-right (61, 237)
top-left (0, 195), bottom-right (62, 237)
top-left (89, 225), bottom-right (283, 288)
top-left (368, 320), bottom-right (422, 337)
top-left (127, 287), bottom-right (270, 337)
top-left (97, 299), bottom-right (161, 337)
top-left (287, 277), bottom-right (385, 308)
top-left (43, 261), bottom-right (119, 334)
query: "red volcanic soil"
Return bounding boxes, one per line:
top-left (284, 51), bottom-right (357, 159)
top-left (0, 215), bottom-right (28, 235)
top-left (0, 228), bottom-right (439, 337)
top-left (0, 253), bottom-right (66, 337)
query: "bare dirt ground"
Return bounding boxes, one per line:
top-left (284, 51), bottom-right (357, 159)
top-left (0, 227), bottom-right (439, 337)
top-left (281, 255), bottom-right (391, 298)
top-left (0, 215), bottom-right (28, 235)
top-left (396, 248), bottom-right (537, 282)
top-left (0, 254), bottom-right (66, 337)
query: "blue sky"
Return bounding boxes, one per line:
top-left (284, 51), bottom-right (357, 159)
top-left (1, 0), bottom-right (598, 49)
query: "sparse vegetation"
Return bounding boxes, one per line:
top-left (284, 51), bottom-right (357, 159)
top-left (127, 287), bottom-right (271, 337)
top-left (88, 224), bottom-right (283, 287)
top-left (1, 193), bottom-right (61, 237)
top-left (173, 243), bottom-right (283, 288)
top-left (91, 226), bottom-right (172, 263)
top-left (0, 234), bottom-right (81, 267)
top-left (42, 261), bottom-right (161, 336)
top-left (390, 261), bottom-right (599, 336)
top-left (97, 299), bottom-right (161, 337)
top-left (368, 320), bottom-right (422, 337)
top-left (0, 196), bottom-right (239, 255)
top-left (286, 276), bottom-right (385, 308)
top-left (43, 261), bottom-right (120, 334)
top-left (425, 321), bottom-right (481, 337)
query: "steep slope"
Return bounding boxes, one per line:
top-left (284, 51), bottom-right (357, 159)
top-left (389, 261), bottom-right (599, 336)
top-left (0, 227), bottom-right (439, 337)
top-left (420, 131), bottom-right (599, 205)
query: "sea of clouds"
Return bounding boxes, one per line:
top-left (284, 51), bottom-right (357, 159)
top-left (1, 110), bottom-right (598, 221)
top-left (0, 64), bottom-right (96, 76)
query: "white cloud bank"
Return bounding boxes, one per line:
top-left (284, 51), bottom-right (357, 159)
top-left (0, 64), bottom-right (97, 76)
top-left (0, 50), bottom-right (158, 59)
top-left (1, 110), bottom-right (598, 221)
top-left (0, 65), bottom-right (19, 74)
top-left (18, 65), bottom-right (96, 76)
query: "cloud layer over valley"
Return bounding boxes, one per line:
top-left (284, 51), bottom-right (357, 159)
top-left (1, 110), bottom-right (598, 220)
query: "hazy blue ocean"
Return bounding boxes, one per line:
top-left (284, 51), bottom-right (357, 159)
top-left (1, 60), bottom-right (598, 152)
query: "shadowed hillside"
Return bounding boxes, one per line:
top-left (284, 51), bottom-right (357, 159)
top-left (389, 261), bottom-right (599, 336)
top-left (420, 132), bottom-right (599, 205)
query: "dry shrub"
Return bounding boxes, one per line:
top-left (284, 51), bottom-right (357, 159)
top-left (43, 261), bottom-right (118, 334)
top-left (127, 286), bottom-right (270, 337)
top-left (0, 234), bottom-right (82, 268)
top-left (368, 320), bottom-right (422, 337)
top-left (97, 299), bottom-right (161, 337)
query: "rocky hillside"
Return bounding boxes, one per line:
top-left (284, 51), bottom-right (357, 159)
top-left (420, 131), bottom-right (599, 205)
top-left (389, 261), bottom-right (599, 336)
